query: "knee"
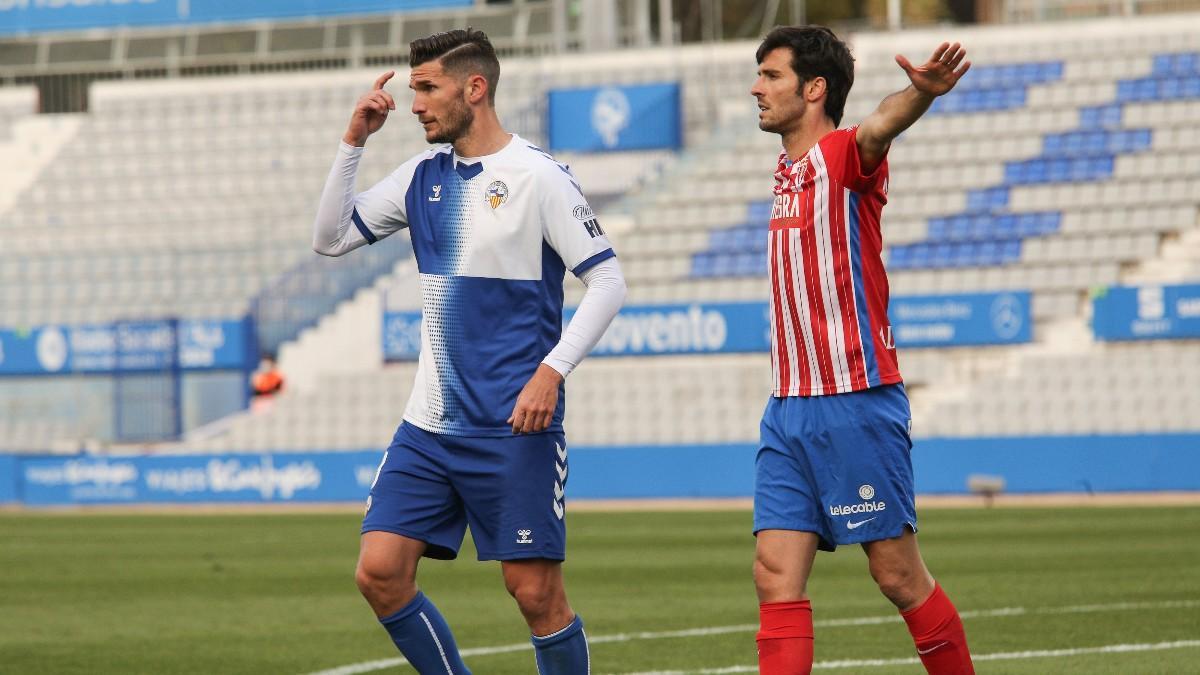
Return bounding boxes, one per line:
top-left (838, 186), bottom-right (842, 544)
top-left (355, 558), bottom-right (415, 605)
top-left (754, 551), bottom-right (805, 601)
top-left (505, 575), bottom-right (558, 619)
top-left (870, 562), bottom-right (924, 607)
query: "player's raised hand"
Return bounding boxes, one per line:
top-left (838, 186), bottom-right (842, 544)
top-left (508, 364), bottom-right (563, 434)
top-left (895, 42), bottom-right (970, 97)
top-left (343, 71), bottom-right (397, 147)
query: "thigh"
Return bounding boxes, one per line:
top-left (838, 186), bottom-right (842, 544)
top-left (754, 397), bottom-right (835, 549)
top-left (362, 423), bottom-right (468, 560)
top-left (454, 431), bottom-right (568, 562)
top-left (809, 384), bottom-right (918, 547)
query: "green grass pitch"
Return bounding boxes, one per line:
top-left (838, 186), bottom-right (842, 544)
top-left (2, 505), bottom-right (1198, 674)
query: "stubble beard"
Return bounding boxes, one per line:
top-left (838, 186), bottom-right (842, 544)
top-left (427, 98), bottom-right (475, 145)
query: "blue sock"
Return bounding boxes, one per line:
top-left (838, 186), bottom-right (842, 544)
top-left (378, 591), bottom-right (471, 674)
top-left (531, 615), bottom-right (590, 675)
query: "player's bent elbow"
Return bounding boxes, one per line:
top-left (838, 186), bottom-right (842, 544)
top-left (312, 240), bottom-right (345, 257)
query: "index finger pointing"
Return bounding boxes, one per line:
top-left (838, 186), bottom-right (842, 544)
top-left (373, 70), bottom-right (395, 90)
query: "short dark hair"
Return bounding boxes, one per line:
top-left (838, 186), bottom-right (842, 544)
top-left (756, 25), bottom-right (854, 126)
top-left (409, 28), bottom-right (500, 105)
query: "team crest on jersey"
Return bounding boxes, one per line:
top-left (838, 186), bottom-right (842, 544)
top-left (485, 180), bottom-right (509, 209)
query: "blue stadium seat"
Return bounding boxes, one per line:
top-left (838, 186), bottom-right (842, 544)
top-left (1016, 213), bottom-right (1040, 237)
top-left (992, 214), bottom-right (1017, 239)
top-left (977, 240), bottom-right (1000, 266)
top-left (734, 252), bottom-right (760, 276)
top-left (927, 217), bottom-right (948, 241)
top-left (909, 244), bottom-right (932, 268)
top-left (930, 243), bottom-right (954, 268)
top-left (1079, 104), bottom-right (1122, 129)
top-left (1039, 61), bottom-right (1064, 82)
top-left (746, 200), bottom-right (772, 221)
top-left (709, 229), bottom-right (731, 250)
top-left (1038, 212), bottom-right (1062, 235)
top-left (711, 254), bottom-right (735, 277)
top-left (950, 215), bottom-right (974, 241)
top-left (691, 253), bottom-right (714, 278)
top-left (1001, 239), bottom-right (1022, 263)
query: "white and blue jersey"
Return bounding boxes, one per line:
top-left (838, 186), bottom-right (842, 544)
top-left (349, 135), bottom-right (615, 436)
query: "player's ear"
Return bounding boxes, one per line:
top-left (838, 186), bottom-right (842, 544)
top-left (465, 74), bottom-right (489, 105)
top-left (804, 76), bottom-right (827, 103)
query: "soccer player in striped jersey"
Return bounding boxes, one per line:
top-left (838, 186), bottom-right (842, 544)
top-left (314, 28), bottom-right (625, 674)
top-left (749, 26), bottom-right (975, 674)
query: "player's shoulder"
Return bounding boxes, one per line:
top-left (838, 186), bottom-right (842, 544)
top-left (403, 144), bottom-right (453, 169)
top-left (387, 145), bottom-right (453, 188)
top-left (823, 126), bottom-right (860, 147)
top-left (511, 138), bottom-right (576, 181)
top-left (814, 126), bottom-right (862, 163)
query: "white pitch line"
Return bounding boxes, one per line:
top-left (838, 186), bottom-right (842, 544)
top-left (617, 639), bottom-right (1200, 674)
top-left (305, 599), bottom-right (1200, 675)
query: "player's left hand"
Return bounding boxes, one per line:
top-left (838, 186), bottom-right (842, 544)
top-left (895, 42), bottom-right (970, 97)
top-left (508, 364), bottom-right (563, 434)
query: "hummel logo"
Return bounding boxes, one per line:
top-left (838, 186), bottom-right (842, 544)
top-left (847, 517), bottom-right (876, 530)
top-left (428, 185), bottom-right (442, 202)
top-left (917, 641), bottom-right (950, 655)
top-left (516, 529), bottom-right (533, 544)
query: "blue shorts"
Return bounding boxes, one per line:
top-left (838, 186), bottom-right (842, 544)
top-left (754, 383), bottom-right (917, 551)
top-left (362, 422), bottom-right (569, 562)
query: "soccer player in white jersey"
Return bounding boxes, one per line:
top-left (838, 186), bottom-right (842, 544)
top-left (313, 28), bottom-right (625, 674)
top-left (749, 27), bottom-right (975, 674)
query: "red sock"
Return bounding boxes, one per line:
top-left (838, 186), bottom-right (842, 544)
top-left (901, 583), bottom-right (975, 675)
top-left (757, 600), bottom-right (813, 675)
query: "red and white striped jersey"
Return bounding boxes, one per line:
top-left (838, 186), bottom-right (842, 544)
top-left (767, 126), bottom-right (902, 397)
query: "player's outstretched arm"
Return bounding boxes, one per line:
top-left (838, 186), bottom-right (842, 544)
top-left (856, 42), bottom-right (970, 173)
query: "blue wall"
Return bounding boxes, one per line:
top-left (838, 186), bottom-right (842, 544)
top-left (911, 434), bottom-right (1200, 493)
top-left (4, 434), bottom-right (1198, 506)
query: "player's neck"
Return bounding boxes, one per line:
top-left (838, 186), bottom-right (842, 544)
top-left (452, 111), bottom-right (511, 159)
top-left (781, 118), bottom-right (836, 163)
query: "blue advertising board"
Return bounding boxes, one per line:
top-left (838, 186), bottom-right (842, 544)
top-left (0, 318), bottom-right (255, 376)
top-left (548, 83), bottom-right (682, 152)
top-left (12, 432), bottom-right (1200, 505)
top-left (0, 454), bottom-right (16, 503)
top-left (384, 303), bottom-right (771, 362)
top-left (579, 302), bottom-right (769, 356)
top-left (0, 0), bottom-right (471, 37)
top-left (1092, 283), bottom-right (1200, 341)
top-left (18, 451), bottom-right (383, 506)
top-left (382, 293), bottom-right (1031, 361)
top-left (888, 291), bottom-right (1032, 347)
